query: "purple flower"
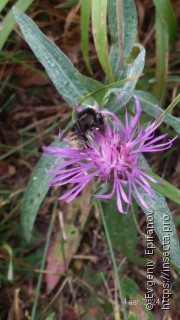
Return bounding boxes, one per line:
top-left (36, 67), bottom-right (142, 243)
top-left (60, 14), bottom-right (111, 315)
top-left (43, 96), bottom-right (176, 213)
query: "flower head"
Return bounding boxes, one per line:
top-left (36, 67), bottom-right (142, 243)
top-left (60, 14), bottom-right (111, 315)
top-left (43, 96), bottom-right (176, 213)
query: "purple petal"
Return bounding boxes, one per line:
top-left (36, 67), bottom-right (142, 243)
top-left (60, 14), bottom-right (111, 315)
top-left (116, 182), bottom-right (124, 213)
top-left (95, 181), bottom-right (116, 199)
top-left (132, 183), bottom-right (149, 210)
top-left (66, 181), bottom-right (89, 202)
top-left (119, 183), bottom-right (130, 204)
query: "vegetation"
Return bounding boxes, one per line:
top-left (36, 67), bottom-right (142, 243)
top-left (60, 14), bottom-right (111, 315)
top-left (0, 0), bottom-right (180, 319)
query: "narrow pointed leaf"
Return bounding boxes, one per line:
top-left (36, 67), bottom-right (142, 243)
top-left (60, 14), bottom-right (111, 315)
top-left (78, 74), bottom-right (140, 106)
top-left (21, 140), bottom-right (65, 242)
top-left (152, 0), bottom-right (177, 103)
top-left (153, 6), bottom-right (168, 103)
top-left (153, 0), bottom-right (177, 49)
top-left (13, 8), bottom-right (103, 107)
top-left (104, 44), bottom-right (145, 112)
top-left (80, 0), bottom-right (92, 73)
top-left (0, 0), bottom-right (34, 50)
top-left (146, 170), bottom-right (180, 205)
top-left (108, 0), bottom-right (137, 79)
top-left (92, 0), bottom-right (114, 82)
top-left (0, 0), bottom-right (10, 12)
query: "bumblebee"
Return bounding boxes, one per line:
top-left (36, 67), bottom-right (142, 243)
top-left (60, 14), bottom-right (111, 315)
top-left (68, 107), bottom-right (105, 148)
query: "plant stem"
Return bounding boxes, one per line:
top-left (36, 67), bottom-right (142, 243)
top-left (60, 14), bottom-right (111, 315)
top-left (116, 0), bottom-right (124, 71)
top-left (31, 199), bottom-right (58, 320)
top-left (97, 199), bottom-right (127, 320)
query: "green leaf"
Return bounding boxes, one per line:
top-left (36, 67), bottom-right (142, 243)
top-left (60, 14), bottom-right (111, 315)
top-left (3, 244), bottom-right (13, 281)
top-left (128, 312), bottom-right (138, 320)
top-left (0, 0), bottom-right (10, 12)
top-left (102, 199), bottom-right (138, 262)
top-left (56, 0), bottom-right (78, 9)
top-left (76, 74), bottom-right (104, 105)
top-left (152, 0), bottom-right (177, 103)
top-left (92, 0), bottom-right (114, 82)
top-left (122, 276), bottom-right (139, 299)
top-left (104, 44), bottom-right (145, 112)
top-left (145, 170), bottom-right (180, 205)
top-left (21, 140), bottom-right (65, 242)
top-left (77, 74), bottom-right (140, 106)
top-left (83, 267), bottom-right (103, 288)
top-left (108, 0), bottom-right (137, 79)
top-left (13, 8), bottom-right (102, 107)
top-left (135, 90), bottom-right (180, 134)
top-left (80, 0), bottom-right (92, 73)
top-left (153, 3), bottom-right (169, 103)
top-left (153, 0), bottom-right (177, 49)
top-left (133, 156), bottom-right (180, 269)
top-left (44, 313), bottom-right (56, 320)
top-left (0, 0), bottom-right (34, 51)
